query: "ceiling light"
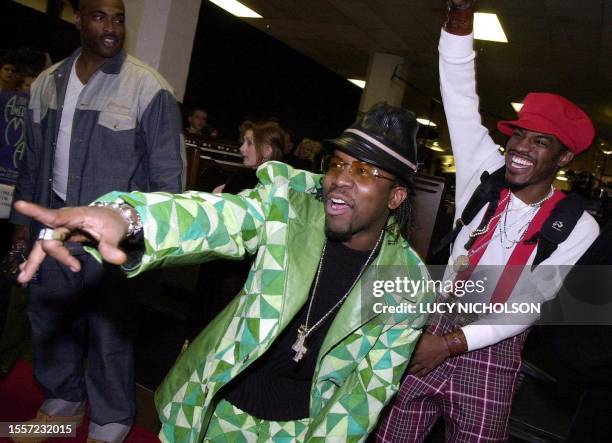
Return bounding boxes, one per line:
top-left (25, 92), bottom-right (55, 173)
top-left (417, 118), bottom-right (437, 127)
top-left (427, 141), bottom-right (445, 152)
top-left (597, 138), bottom-right (612, 155)
top-left (511, 102), bottom-right (523, 113)
top-left (474, 13), bottom-right (508, 43)
top-left (555, 175), bottom-right (568, 181)
top-left (348, 79), bottom-right (366, 89)
top-left (209, 0), bottom-right (262, 18)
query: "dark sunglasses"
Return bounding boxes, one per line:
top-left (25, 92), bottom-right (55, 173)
top-left (321, 155), bottom-right (394, 184)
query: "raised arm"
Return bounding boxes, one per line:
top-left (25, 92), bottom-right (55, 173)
top-left (439, 0), bottom-right (503, 207)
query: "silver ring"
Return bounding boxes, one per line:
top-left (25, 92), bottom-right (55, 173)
top-left (38, 228), bottom-right (56, 240)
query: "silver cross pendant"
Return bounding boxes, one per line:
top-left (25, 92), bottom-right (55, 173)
top-left (292, 325), bottom-right (308, 362)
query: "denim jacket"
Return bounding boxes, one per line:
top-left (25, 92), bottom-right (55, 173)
top-left (10, 48), bottom-right (185, 227)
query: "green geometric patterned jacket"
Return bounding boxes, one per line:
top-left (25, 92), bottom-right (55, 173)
top-left (97, 162), bottom-right (433, 443)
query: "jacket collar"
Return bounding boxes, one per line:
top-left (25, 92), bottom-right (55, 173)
top-left (51, 47), bottom-right (127, 78)
top-left (281, 197), bottom-right (326, 328)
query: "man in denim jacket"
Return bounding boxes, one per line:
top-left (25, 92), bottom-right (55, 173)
top-left (9, 1), bottom-right (184, 442)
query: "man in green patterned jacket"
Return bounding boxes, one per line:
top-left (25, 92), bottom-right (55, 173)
top-left (14, 103), bottom-right (433, 442)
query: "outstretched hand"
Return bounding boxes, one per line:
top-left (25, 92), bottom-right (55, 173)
top-left (14, 201), bottom-right (131, 283)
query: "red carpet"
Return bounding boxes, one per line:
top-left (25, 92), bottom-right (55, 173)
top-left (0, 360), bottom-right (159, 442)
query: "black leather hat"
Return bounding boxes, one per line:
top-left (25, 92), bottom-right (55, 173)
top-left (323, 102), bottom-right (419, 183)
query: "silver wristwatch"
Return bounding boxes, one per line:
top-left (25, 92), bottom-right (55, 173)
top-left (92, 201), bottom-right (143, 237)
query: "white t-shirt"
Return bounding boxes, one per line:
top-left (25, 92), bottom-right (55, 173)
top-left (53, 59), bottom-right (85, 200)
top-left (438, 29), bottom-right (599, 351)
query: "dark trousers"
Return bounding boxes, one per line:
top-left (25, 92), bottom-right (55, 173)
top-left (28, 247), bottom-right (135, 426)
top-left (568, 381), bottom-right (612, 442)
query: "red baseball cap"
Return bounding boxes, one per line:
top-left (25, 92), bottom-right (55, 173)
top-left (497, 92), bottom-right (595, 155)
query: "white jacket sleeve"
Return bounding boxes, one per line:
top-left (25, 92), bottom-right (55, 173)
top-left (438, 29), bottom-right (504, 215)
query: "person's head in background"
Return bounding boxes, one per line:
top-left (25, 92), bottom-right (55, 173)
top-left (7, 47), bottom-right (50, 93)
top-left (0, 56), bottom-right (18, 91)
top-left (19, 70), bottom-right (37, 93)
top-left (20, 75), bottom-right (36, 92)
top-left (186, 107), bottom-right (208, 134)
top-left (283, 129), bottom-right (294, 156)
top-left (295, 138), bottom-right (322, 162)
top-left (240, 121), bottom-right (285, 169)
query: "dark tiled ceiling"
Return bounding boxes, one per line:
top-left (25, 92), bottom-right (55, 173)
top-left (238, 0), bottom-right (611, 145)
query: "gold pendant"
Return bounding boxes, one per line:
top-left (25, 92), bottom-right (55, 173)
top-left (453, 254), bottom-right (470, 273)
top-left (292, 325), bottom-right (308, 362)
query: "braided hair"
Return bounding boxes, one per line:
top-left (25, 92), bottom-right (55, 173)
top-left (387, 177), bottom-right (414, 242)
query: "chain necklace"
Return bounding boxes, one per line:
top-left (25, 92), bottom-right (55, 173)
top-left (291, 230), bottom-right (384, 363)
top-left (499, 185), bottom-right (554, 249)
top-left (454, 214), bottom-right (534, 272)
top-left (454, 185), bottom-right (555, 272)
top-left (468, 191), bottom-right (511, 238)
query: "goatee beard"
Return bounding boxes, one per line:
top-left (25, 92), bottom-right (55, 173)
top-left (325, 220), bottom-right (351, 242)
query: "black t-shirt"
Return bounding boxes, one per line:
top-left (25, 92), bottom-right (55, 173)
top-left (222, 240), bottom-right (375, 420)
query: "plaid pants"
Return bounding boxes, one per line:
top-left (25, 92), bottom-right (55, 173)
top-left (376, 314), bottom-right (529, 443)
top-left (204, 399), bottom-right (310, 442)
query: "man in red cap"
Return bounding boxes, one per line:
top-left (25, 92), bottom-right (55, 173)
top-left (377, 1), bottom-right (600, 442)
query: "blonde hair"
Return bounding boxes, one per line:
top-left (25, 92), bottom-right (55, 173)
top-left (295, 138), bottom-right (322, 161)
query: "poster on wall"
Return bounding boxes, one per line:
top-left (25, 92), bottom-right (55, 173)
top-left (0, 91), bottom-right (28, 218)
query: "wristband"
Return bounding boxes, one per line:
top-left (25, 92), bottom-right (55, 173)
top-left (444, 329), bottom-right (468, 356)
top-left (444, 1), bottom-right (475, 35)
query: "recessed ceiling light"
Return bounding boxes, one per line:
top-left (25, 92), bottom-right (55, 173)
top-left (511, 102), bottom-right (523, 112)
top-left (474, 13), bottom-right (508, 43)
top-left (417, 118), bottom-right (437, 127)
top-left (209, 0), bottom-right (262, 18)
top-left (348, 79), bottom-right (366, 89)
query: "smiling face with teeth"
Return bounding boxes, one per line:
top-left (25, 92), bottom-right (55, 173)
top-left (504, 127), bottom-right (574, 203)
top-left (76, 0), bottom-right (125, 61)
top-left (322, 150), bottom-right (408, 251)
